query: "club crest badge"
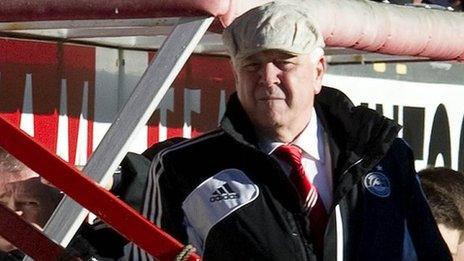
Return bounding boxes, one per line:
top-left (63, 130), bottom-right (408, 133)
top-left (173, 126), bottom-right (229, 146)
top-left (363, 172), bottom-right (391, 198)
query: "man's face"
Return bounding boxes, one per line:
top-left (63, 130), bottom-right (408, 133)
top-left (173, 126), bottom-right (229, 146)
top-left (0, 170), bottom-right (62, 252)
top-left (234, 50), bottom-right (324, 138)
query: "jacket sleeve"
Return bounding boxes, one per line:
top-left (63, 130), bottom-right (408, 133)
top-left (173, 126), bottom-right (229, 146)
top-left (396, 139), bottom-right (452, 260)
top-left (111, 152), bottom-right (151, 213)
top-left (146, 152), bottom-right (189, 243)
top-left (110, 137), bottom-right (188, 214)
top-left (122, 138), bottom-right (189, 260)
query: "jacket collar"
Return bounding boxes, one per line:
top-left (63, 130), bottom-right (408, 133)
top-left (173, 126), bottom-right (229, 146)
top-left (220, 93), bottom-right (260, 148)
top-left (314, 87), bottom-right (401, 205)
top-left (221, 88), bottom-right (400, 160)
top-left (313, 87), bottom-right (401, 172)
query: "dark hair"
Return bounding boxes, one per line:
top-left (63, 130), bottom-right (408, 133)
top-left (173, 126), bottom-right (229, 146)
top-left (418, 167), bottom-right (464, 230)
top-left (0, 146), bottom-right (26, 173)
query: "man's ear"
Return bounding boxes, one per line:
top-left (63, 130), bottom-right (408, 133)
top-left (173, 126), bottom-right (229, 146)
top-left (314, 55), bottom-right (326, 94)
top-left (459, 229), bottom-right (464, 244)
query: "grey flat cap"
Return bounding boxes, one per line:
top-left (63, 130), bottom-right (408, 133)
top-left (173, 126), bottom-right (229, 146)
top-left (223, 1), bottom-right (325, 61)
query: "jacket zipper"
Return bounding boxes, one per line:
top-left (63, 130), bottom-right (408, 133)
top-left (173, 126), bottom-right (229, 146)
top-left (292, 211), bottom-right (313, 260)
top-left (261, 150), bottom-right (312, 259)
top-left (328, 157), bottom-right (365, 215)
top-left (258, 146), bottom-right (367, 260)
top-left (341, 157), bottom-right (365, 177)
top-left (329, 157), bottom-right (365, 261)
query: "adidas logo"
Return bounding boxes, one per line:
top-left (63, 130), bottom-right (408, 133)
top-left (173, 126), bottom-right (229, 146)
top-left (209, 183), bottom-right (240, 202)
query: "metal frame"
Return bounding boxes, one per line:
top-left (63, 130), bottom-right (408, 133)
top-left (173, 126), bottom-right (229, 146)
top-left (0, 17), bottom-right (227, 57)
top-left (0, 12), bottom-right (212, 261)
top-left (32, 15), bottom-right (213, 257)
top-left (0, 18), bottom-right (180, 30)
top-left (0, 2), bottom-right (217, 260)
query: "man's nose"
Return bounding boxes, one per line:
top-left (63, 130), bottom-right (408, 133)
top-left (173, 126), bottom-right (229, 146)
top-left (258, 62), bottom-right (280, 86)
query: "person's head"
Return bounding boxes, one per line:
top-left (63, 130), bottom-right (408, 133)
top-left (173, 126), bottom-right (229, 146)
top-left (223, 2), bottom-right (326, 142)
top-left (0, 147), bottom-right (62, 252)
top-left (418, 167), bottom-right (464, 257)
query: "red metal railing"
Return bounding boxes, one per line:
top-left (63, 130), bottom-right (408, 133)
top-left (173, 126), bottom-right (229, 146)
top-left (0, 204), bottom-right (77, 260)
top-left (0, 115), bottom-right (200, 261)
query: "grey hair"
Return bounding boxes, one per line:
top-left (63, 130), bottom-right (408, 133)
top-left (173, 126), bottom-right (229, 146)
top-left (309, 47), bottom-right (325, 65)
top-left (0, 146), bottom-right (26, 173)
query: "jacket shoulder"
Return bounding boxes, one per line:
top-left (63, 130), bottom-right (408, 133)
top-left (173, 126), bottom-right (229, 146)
top-left (388, 138), bottom-right (414, 162)
top-left (142, 137), bottom-right (189, 160)
top-left (158, 129), bottom-right (227, 160)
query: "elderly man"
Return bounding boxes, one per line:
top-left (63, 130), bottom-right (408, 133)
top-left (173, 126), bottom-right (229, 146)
top-left (136, 2), bottom-right (450, 260)
top-left (0, 147), bottom-right (62, 259)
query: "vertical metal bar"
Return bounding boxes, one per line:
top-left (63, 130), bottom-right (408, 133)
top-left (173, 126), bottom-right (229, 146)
top-left (32, 16), bottom-right (213, 257)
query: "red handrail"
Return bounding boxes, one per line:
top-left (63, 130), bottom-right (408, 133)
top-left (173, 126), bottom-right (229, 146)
top-left (0, 204), bottom-right (77, 260)
top-left (0, 0), bottom-right (230, 22)
top-left (0, 115), bottom-right (200, 261)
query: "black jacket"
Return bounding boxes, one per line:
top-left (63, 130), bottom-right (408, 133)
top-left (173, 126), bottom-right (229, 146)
top-left (140, 87), bottom-right (450, 261)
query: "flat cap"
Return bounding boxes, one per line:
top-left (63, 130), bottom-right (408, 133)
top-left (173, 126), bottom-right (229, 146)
top-left (223, 1), bottom-right (325, 61)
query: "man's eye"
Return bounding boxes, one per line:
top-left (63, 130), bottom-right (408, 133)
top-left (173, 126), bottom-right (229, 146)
top-left (21, 201), bottom-right (39, 207)
top-left (274, 60), bottom-right (294, 70)
top-left (242, 63), bottom-right (260, 72)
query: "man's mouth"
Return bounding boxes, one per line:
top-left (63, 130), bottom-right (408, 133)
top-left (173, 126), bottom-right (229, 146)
top-left (258, 97), bottom-right (285, 101)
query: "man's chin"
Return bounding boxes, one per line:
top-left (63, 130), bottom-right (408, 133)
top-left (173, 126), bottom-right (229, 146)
top-left (253, 118), bottom-right (285, 134)
top-left (257, 100), bottom-right (286, 110)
